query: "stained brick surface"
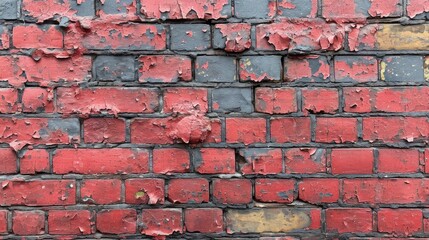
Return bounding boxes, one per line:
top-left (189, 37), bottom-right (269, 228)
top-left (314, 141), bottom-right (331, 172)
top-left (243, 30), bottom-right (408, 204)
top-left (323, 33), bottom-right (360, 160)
top-left (0, 0), bottom-right (429, 239)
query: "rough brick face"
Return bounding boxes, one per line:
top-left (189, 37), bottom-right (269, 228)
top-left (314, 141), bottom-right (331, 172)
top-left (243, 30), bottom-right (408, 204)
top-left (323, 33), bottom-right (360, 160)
top-left (2, 0), bottom-right (429, 239)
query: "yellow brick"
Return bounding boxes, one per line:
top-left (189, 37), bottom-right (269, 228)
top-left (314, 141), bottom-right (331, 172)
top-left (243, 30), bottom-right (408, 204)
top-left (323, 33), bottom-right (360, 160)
top-left (376, 24), bottom-right (429, 50)
top-left (226, 208), bottom-right (311, 233)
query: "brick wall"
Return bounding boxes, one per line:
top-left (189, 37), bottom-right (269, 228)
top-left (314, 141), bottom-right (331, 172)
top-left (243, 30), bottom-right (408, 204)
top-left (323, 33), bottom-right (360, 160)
top-left (0, 0), bottom-right (429, 239)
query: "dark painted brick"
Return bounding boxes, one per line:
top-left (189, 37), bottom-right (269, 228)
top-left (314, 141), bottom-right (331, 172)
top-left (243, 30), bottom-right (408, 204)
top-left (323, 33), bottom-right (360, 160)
top-left (0, 0), bottom-right (19, 20)
top-left (97, 0), bottom-right (134, 15)
top-left (212, 88), bottom-right (253, 113)
top-left (170, 24), bottom-right (211, 51)
top-left (381, 56), bottom-right (424, 82)
top-left (240, 56), bottom-right (282, 82)
top-left (234, 0), bottom-right (275, 18)
top-left (94, 56), bottom-right (135, 81)
top-left (196, 56), bottom-right (236, 83)
top-left (277, 0), bottom-right (318, 18)
top-left (71, 0), bottom-right (95, 17)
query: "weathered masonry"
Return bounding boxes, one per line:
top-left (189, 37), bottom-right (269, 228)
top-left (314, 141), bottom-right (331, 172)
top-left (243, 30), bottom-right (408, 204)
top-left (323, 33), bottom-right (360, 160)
top-left (0, 0), bottom-right (429, 239)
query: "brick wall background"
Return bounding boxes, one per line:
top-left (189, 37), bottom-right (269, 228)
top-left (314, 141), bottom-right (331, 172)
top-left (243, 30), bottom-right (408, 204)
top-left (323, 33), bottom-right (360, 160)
top-left (0, 0), bottom-right (429, 239)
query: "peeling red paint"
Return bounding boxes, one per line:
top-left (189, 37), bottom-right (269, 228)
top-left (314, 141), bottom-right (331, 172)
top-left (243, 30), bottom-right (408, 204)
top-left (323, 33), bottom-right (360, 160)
top-left (65, 22), bottom-right (166, 51)
top-left (140, 0), bottom-right (230, 20)
top-left (125, 179), bottom-right (165, 205)
top-left (335, 56), bottom-right (378, 82)
top-left (163, 88), bottom-right (208, 114)
top-left (13, 25), bottom-right (63, 49)
top-left (284, 56), bottom-right (330, 82)
top-left (0, 118), bottom-right (79, 146)
top-left (215, 23), bottom-right (251, 52)
top-left (0, 180), bottom-right (76, 206)
top-left (256, 19), bottom-right (345, 51)
top-left (255, 87), bottom-right (297, 114)
top-left (97, 0), bottom-right (138, 21)
top-left (168, 114), bottom-right (212, 144)
top-left (22, 88), bottom-right (54, 113)
top-left (56, 87), bottom-right (159, 116)
top-left (0, 89), bottom-right (18, 113)
top-left (22, 0), bottom-right (78, 22)
top-left (348, 24), bottom-right (378, 51)
top-left (285, 148), bottom-right (327, 174)
top-left (141, 209), bottom-right (183, 236)
top-left (368, 0), bottom-right (402, 17)
top-left (0, 26), bottom-right (10, 49)
top-left (139, 56), bottom-right (192, 83)
top-left (239, 149), bottom-right (283, 175)
top-left (48, 210), bottom-right (93, 235)
top-left (407, 0), bottom-right (429, 18)
top-left (53, 148), bottom-right (148, 174)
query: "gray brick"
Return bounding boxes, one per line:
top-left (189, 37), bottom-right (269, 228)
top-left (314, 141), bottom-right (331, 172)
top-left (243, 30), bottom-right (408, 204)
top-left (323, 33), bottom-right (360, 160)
top-left (240, 56), bottom-right (282, 81)
top-left (97, 0), bottom-right (133, 15)
top-left (170, 24), bottom-right (211, 51)
top-left (234, 0), bottom-right (274, 18)
top-left (72, 0), bottom-right (95, 17)
top-left (277, 0), bottom-right (317, 18)
top-left (94, 56), bottom-right (136, 81)
top-left (212, 88), bottom-right (253, 113)
top-left (0, 0), bottom-right (19, 20)
top-left (381, 56), bottom-right (424, 82)
top-left (196, 56), bottom-right (236, 83)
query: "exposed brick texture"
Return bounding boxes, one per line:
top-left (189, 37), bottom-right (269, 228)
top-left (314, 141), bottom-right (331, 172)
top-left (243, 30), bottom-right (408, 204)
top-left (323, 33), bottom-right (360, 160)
top-left (0, 0), bottom-right (429, 239)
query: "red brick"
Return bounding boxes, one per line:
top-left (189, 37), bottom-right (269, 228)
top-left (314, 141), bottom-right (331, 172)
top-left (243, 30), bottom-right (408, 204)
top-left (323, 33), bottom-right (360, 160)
top-left (214, 23), bottom-right (251, 52)
top-left (194, 148), bottom-right (235, 174)
top-left (140, 0), bottom-right (231, 19)
top-left (378, 149), bottom-right (420, 173)
top-left (285, 148), bottom-right (327, 174)
top-left (96, 209), bottom-right (137, 234)
top-left (83, 118), bottom-right (126, 143)
top-left (315, 118), bottom-right (358, 143)
top-left (13, 211), bottom-right (45, 235)
top-left (0, 180), bottom-right (75, 206)
top-left (153, 148), bottom-right (190, 174)
top-left (0, 211), bottom-right (7, 234)
top-left (139, 56), bottom-right (192, 83)
top-left (16, 55), bottom-right (91, 87)
top-left (0, 26), bottom-right (10, 50)
top-left (65, 22), bottom-right (167, 51)
top-left (331, 148), bottom-right (374, 174)
top-left (167, 178), bottom-right (209, 204)
top-left (141, 209), bottom-right (183, 236)
top-left (213, 179), bottom-right (252, 204)
top-left (0, 88), bottom-right (18, 113)
top-left (270, 118), bottom-right (311, 143)
top-left (363, 117), bottom-right (429, 143)
top-left (185, 208), bottom-right (224, 233)
top-left (343, 87), bottom-right (372, 113)
top-left (374, 87), bottom-right (429, 112)
top-left (13, 25), bottom-right (63, 49)
top-left (22, 88), bottom-right (54, 113)
top-left (0, 148), bottom-right (16, 174)
top-left (378, 209), bottom-right (423, 236)
top-left (255, 179), bottom-right (295, 203)
top-left (256, 20), bottom-right (345, 52)
top-left (20, 149), bottom-right (49, 175)
top-left (57, 87), bottom-right (159, 115)
top-left (22, 0), bottom-right (93, 22)
top-left (163, 88), bottom-right (208, 114)
top-left (425, 149), bottom-right (429, 173)
top-left (48, 210), bottom-right (92, 235)
top-left (255, 87), bottom-right (297, 114)
top-left (80, 179), bottom-right (121, 205)
top-left (239, 148), bottom-right (283, 175)
top-left (335, 56), bottom-right (378, 82)
top-left (343, 178), bottom-right (429, 204)
top-left (326, 208), bottom-right (373, 233)
top-left (131, 116), bottom-right (217, 144)
top-left (125, 178), bottom-right (165, 205)
top-left (226, 118), bottom-right (266, 144)
top-left (284, 56), bottom-right (330, 82)
top-left (323, 0), bottom-right (401, 20)
top-left (407, 0), bottom-right (429, 18)
top-left (302, 88), bottom-right (338, 114)
top-left (53, 148), bottom-right (149, 174)
top-left (298, 179), bottom-right (339, 204)
top-left (0, 118), bottom-right (80, 146)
